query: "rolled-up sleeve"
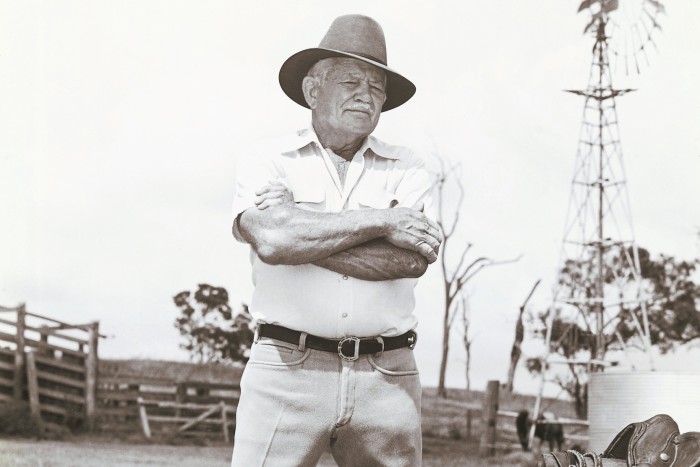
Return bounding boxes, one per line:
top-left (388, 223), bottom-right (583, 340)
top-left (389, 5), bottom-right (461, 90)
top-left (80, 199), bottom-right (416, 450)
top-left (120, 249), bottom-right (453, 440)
top-left (231, 147), bottom-right (282, 242)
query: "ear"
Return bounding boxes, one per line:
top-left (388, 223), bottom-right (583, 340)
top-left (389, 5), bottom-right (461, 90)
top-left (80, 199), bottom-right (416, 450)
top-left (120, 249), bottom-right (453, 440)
top-left (302, 76), bottom-right (319, 109)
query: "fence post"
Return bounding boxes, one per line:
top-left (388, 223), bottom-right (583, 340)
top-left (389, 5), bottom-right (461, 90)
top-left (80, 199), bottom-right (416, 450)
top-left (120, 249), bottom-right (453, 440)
top-left (137, 397), bottom-right (151, 438)
top-left (13, 303), bottom-right (26, 400)
top-left (479, 380), bottom-right (499, 457)
top-left (26, 351), bottom-right (43, 432)
top-left (86, 321), bottom-right (99, 431)
top-left (38, 327), bottom-right (50, 356)
top-left (220, 401), bottom-right (229, 443)
top-left (466, 409), bottom-right (472, 440)
top-left (175, 382), bottom-right (187, 418)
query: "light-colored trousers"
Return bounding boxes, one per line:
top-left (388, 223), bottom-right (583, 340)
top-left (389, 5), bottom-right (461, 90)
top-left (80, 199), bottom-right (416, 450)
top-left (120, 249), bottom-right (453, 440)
top-left (230, 335), bottom-right (422, 467)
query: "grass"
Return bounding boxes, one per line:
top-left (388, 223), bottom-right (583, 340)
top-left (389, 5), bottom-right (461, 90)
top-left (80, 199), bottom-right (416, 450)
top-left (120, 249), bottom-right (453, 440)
top-left (421, 386), bottom-right (581, 439)
top-left (0, 387), bottom-right (578, 466)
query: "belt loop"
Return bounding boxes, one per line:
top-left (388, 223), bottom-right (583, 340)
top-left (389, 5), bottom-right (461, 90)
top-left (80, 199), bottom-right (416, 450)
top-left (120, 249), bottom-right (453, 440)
top-left (298, 332), bottom-right (308, 351)
top-left (374, 336), bottom-right (384, 359)
top-left (254, 324), bottom-right (261, 344)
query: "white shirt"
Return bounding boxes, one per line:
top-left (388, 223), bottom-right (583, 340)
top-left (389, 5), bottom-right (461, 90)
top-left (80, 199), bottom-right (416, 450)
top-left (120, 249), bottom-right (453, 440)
top-left (232, 127), bottom-right (434, 338)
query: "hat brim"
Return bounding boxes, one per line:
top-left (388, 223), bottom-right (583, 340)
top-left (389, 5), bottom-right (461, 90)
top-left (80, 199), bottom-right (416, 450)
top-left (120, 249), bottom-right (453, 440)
top-left (279, 48), bottom-right (416, 112)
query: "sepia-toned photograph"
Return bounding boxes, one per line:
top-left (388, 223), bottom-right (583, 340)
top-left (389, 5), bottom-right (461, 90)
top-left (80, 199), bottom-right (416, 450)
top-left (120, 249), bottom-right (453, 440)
top-left (1, 1), bottom-right (699, 466)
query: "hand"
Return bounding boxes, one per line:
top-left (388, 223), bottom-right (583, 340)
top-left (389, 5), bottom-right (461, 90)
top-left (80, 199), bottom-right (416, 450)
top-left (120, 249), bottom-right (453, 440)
top-left (382, 205), bottom-right (443, 263)
top-left (254, 180), bottom-right (294, 210)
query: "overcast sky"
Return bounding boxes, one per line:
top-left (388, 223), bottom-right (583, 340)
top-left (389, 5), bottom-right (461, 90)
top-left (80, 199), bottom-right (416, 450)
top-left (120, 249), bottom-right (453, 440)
top-left (1, 0), bottom-right (699, 395)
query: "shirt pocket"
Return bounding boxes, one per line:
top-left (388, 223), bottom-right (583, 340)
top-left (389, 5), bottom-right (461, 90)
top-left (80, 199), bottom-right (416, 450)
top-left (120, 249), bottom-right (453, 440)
top-left (357, 187), bottom-right (399, 210)
top-left (292, 183), bottom-right (326, 211)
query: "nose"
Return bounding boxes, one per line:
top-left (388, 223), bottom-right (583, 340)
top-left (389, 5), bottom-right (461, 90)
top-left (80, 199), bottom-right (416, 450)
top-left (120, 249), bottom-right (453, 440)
top-left (353, 80), bottom-right (372, 103)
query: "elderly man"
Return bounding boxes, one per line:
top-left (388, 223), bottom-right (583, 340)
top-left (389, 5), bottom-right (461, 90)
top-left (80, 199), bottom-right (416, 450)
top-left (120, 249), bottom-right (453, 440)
top-left (230, 14), bottom-right (442, 467)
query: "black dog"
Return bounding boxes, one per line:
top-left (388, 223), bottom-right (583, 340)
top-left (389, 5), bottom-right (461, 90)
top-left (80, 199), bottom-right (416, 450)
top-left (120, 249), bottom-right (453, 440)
top-left (515, 410), bottom-right (565, 452)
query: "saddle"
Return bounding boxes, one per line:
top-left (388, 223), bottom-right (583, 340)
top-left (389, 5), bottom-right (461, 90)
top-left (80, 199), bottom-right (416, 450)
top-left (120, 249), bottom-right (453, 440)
top-left (537, 414), bottom-right (700, 467)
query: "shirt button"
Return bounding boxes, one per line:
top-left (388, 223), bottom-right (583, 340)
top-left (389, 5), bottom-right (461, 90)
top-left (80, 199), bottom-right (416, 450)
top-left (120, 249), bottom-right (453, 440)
top-left (342, 275), bottom-right (348, 280)
top-left (342, 313), bottom-right (348, 318)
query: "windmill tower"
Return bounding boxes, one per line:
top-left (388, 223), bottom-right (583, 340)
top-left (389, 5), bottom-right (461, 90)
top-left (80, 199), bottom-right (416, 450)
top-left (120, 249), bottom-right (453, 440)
top-left (529, 0), bottom-right (665, 440)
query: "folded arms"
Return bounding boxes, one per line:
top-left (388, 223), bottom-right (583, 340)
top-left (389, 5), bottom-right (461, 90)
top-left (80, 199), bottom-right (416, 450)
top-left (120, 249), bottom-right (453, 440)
top-left (234, 182), bottom-right (442, 281)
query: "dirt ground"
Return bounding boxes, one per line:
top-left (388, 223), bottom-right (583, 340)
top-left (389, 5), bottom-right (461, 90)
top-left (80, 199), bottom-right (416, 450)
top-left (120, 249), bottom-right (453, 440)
top-left (0, 436), bottom-right (539, 467)
top-left (0, 387), bottom-right (558, 466)
top-left (0, 438), bottom-right (231, 467)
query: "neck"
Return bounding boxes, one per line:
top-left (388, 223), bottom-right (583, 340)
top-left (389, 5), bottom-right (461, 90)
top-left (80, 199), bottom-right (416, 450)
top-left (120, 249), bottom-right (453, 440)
top-left (313, 123), bottom-right (366, 161)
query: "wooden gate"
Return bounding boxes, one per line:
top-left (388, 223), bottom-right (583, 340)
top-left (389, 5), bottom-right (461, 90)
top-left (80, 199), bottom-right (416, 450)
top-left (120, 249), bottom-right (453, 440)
top-left (0, 303), bottom-right (100, 431)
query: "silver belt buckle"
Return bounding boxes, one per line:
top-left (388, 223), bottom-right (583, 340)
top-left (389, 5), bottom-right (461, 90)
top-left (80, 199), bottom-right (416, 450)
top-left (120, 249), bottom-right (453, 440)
top-left (407, 331), bottom-right (417, 349)
top-left (338, 336), bottom-right (360, 361)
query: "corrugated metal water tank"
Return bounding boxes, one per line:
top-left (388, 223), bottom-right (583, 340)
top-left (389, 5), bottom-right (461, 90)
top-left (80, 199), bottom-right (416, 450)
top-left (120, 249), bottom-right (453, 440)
top-left (589, 371), bottom-right (700, 453)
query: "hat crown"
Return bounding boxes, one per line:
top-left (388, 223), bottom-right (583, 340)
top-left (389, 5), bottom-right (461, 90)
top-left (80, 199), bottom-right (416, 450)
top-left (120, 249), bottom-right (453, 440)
top-left (318, 14), bottom-right (387, 65)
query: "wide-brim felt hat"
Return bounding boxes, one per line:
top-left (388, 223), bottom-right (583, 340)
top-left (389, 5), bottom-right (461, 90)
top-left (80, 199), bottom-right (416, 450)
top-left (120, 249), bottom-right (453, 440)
top-left (279, 14), bottom-right (416, 112)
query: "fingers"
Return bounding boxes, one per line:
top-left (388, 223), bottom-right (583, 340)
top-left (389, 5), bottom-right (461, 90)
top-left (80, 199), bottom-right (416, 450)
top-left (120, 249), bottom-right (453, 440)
top-left (423, 232), bottom-right (441, 254)
top-left (256, 198), bottom-right (288, 210)
top-left (254, 190), bottom-right (285, 205)
top-left (401, 207), bottom-right (441, 237)
top-left (254, 183), bottom-right (289, 197)
top-left (418, 233), bottom-right (441, 263)
top-left (255, 193), bottom-right (294, 211)
top-left (409, 212), bottom-right (442, 248)
top-left (254, 182), bottom-right (294, 209)
top-left (384, 207), bottom-right (443, 260)
top-left (414, 215), bottom-right (442, 262)
top-left (416, 240), bottom-right (438, 263)
top-left (423, 221), bottom-right (443, 244)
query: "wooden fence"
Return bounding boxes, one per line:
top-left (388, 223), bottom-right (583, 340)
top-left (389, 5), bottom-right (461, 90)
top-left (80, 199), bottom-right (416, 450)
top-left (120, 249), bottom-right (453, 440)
top-left (137, 398), bottom-right (235, 442)
top-left (0, 303), bottom-right (100, 431)
top-left (1, 304), bottom-right (244, 440)
top-left (98, 374), bottom-right (239, 440)
top-left (479, 380), bottom-right (590, 456)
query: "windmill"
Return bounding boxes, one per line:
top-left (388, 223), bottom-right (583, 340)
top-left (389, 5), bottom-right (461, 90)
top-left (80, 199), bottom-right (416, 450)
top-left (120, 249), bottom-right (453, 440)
top-left (528, 0), bottom-right (665, 445)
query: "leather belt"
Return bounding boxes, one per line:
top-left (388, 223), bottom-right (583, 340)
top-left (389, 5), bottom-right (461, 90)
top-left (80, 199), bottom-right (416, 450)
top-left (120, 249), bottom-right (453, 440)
top-left (256, 323), bottom-right (417, 361)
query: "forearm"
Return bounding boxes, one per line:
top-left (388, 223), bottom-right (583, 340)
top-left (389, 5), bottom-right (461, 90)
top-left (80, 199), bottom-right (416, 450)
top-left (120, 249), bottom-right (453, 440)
top-left (237, 204), bottom-right (388, 265)
top-left (312, 239), bottom-right (428, 281)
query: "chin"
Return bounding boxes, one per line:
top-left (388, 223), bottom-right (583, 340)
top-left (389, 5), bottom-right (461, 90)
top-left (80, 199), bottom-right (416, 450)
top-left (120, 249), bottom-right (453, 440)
top-left (342, 117), bottom-right (377, 135)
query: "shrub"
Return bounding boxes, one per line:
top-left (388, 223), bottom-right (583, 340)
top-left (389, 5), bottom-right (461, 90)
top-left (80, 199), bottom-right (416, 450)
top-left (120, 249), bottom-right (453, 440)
top-left (0, 401), bottom-right (42, 437)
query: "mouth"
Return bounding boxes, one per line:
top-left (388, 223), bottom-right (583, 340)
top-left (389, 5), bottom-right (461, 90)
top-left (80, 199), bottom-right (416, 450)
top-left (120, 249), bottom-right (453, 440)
top-left (345, 108), bottom-right (372, 117)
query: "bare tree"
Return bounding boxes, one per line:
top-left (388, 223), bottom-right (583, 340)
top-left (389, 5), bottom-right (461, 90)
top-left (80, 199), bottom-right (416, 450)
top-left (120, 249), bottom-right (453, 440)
top-left (434, 156), bottom-right (521, 398)
top-left (505, 279), bottom-right (540, 393)
top-left (456, 292), bottom-right (474, 391)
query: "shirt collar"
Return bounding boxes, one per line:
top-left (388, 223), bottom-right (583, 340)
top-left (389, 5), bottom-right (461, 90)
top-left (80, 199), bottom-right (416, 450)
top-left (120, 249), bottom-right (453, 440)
top-left (292, 126), bottom-right (400, 160)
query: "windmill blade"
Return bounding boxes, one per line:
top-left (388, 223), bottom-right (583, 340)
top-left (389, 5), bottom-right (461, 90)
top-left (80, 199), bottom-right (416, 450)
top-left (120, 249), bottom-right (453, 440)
top-left (647, 35), bottom-right (659, 52)
top-left (645, 0), bottom-right (666, 14)
top-left (602, 0), bottom-right (619, 13)
top-left (577, 0), bottom-right (619, 14)
top-left (643, 10), bottom-right (663, 32)
top-left (578, 0), bottom-right (598, 13)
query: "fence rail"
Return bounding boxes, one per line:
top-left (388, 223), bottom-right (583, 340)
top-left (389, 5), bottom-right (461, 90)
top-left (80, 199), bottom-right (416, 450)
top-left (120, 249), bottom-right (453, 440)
top-left (479, 380), bottom-right (590, 457)
top-left (0, 303), bottom-right (100, 431)
top-left (97, 373), bottom-right (240, 438)
top-left (137, 398), bottom-right (235, 442)
top-left (2, 304), bottom-right (246, 441)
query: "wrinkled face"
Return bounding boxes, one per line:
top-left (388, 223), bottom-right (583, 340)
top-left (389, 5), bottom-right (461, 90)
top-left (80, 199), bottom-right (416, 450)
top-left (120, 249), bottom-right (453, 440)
top-left (306, 58), bottom-right (387, 141)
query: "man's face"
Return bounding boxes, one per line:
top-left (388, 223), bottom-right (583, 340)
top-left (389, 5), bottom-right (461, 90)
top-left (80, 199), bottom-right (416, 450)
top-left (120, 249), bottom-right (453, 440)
top-left (312, 58), bottom-right (387, 141)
